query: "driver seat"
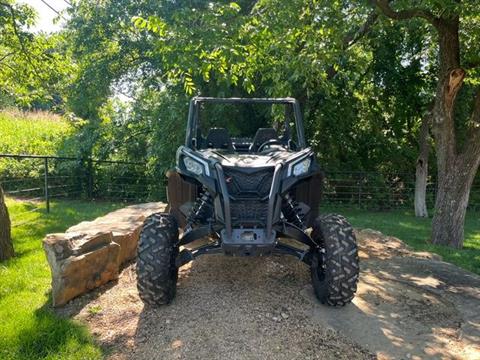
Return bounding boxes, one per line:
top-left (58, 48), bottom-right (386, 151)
top-left (249, 128), bottom-right (278, 152)
top-left (205, 128), bottom-right (233, 150)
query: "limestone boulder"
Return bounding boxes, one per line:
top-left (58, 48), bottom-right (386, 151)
top-left (43, 202), bottom-right (167, 306)
top-left (43, 231), bottom-right (120, 306)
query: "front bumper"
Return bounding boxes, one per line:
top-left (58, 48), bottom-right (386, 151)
top-left (220, 228), bottom-right (277, 256)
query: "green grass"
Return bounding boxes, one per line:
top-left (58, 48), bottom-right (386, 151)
top-left (322, 206), bottom-right (480, 275)
top-left (0, 110), bottom-right (76, 178)
top-left (0, 109), bottom-right (73, 156)
top-left (0, 199), bottom-right (122, 360)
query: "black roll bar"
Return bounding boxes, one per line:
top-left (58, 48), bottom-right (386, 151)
top-left (185, 97), bottom-right (307, 149)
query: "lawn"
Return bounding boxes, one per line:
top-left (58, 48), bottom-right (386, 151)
top-left (0, 199), bottom-right (121, 360)
top-left (321, 206), bottom-right (480, 275)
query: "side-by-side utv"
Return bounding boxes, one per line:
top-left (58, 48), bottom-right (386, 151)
top-left (136, 97), bottom-right (359, 306)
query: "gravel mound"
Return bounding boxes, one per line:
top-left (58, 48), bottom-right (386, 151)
top-left (58, 228), bottom-right (480, 359)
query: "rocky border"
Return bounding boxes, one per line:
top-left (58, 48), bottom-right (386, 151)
top-left (43, 202), bottom-right (166, 306)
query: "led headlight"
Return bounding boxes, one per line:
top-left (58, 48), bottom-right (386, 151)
top-left (292, 157), bottom-right (311, 176)
top-left (183, 156), bottom-right (203, 175)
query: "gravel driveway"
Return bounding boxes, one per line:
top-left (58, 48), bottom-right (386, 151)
top-left (60, 229), bottom-right (480, 360)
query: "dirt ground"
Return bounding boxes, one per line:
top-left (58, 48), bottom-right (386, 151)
top-left (59, 229), bottom-right (480, 360)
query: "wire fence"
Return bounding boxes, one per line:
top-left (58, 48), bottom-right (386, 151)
top-left (1, 153), bottom-right (479, 227)
top-left (323, 170), bottom-right (480, 211)
top-left (0, 154), bottom-right (165, 227)
top-left (322, 171), bottom-right (432, 209)
top-left (324, 170), bottom-right (480, 211)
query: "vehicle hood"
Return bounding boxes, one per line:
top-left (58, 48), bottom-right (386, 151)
top-left (198, 149), bottom-right (310, 168)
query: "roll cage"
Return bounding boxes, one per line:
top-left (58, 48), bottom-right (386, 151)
top-left (185, 97), bottom-right (307, 150)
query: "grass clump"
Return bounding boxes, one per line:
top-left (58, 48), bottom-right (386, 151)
top-left (0, 109), bottom-right (73, 156)
top-left (0, 110), bottom-right (77, 179)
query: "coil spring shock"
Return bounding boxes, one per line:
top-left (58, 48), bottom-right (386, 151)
top-left (283, 193), bottom-right (306, 230)
top-left (186, 187), bottom-right (213, 230)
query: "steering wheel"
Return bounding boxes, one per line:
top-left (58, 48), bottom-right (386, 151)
top-left (257, 139), bottom-right (285, 152)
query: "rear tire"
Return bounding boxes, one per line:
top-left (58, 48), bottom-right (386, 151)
top-left (310, 214), bottom-right (359, 306)
top-left (136, 213), bottom-right (179, 306)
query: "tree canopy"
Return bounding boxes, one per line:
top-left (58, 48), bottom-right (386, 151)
top-left (0, 1), bottom-right (73, 109)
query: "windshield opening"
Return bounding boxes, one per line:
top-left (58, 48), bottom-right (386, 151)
top-left (193, 102), bottom-right (298, 153)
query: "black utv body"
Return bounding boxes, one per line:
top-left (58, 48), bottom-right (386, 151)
top-left (136, 97), bottom-right (359, 306)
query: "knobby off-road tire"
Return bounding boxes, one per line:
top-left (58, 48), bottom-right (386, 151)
top-left (137, 213), bottom-right (179, 306)
top-left (310, 214), bottom-right (359, 306)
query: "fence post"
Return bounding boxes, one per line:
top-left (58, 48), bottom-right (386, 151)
top-left (44, 157), bottom-right (50, 213)
top-left (87, 158), bottom-right (93, 199)
top-left (357, 173), bottom-right (363, 207)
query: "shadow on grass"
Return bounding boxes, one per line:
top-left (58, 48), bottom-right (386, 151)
top-left (16, 299), bottom-right (101, 360)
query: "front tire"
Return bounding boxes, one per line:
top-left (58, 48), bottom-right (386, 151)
top-left (310, 214), bottom-right (359, 306)
top-left (136, 213), bottom-right (179, 306)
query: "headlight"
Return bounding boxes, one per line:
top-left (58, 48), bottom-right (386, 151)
top-left (183, 156), bottom-right (203, 175)
top-left (292, 158), bottom-right (311, 176)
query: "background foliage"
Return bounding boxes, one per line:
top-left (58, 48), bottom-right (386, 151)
top-left (0, 0), bottom-right (478, 198)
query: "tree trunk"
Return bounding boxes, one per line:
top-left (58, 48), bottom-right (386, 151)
top-left (430, 19), bottom-right (480, 248)
top-left (414, 112), bottom-right (431, 217)
top-left (0, 185), bottom-right (14, 261)
top-left (432, 87), bottom-right (480, 247)
top-left (431, 159), bottom-right (478, 248)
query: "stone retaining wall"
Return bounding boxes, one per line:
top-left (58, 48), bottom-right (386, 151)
top-left (43, 202), bottom-right (166, 306)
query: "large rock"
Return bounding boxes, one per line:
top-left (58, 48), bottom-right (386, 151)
top-left (43, 202), bottom-right (166, 306)
top-left (44, 232), bottom-right (121, 306)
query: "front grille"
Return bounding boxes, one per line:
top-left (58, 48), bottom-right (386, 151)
top-left (222, 167), bottom-right (274, 227)
top-left (223, 167), bottom-right (273, 199)
top-left (230, 200), bottom-right (269, 227)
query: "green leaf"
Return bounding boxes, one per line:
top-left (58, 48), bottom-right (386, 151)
top-left (229, 2), bottom-right (241, 12)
